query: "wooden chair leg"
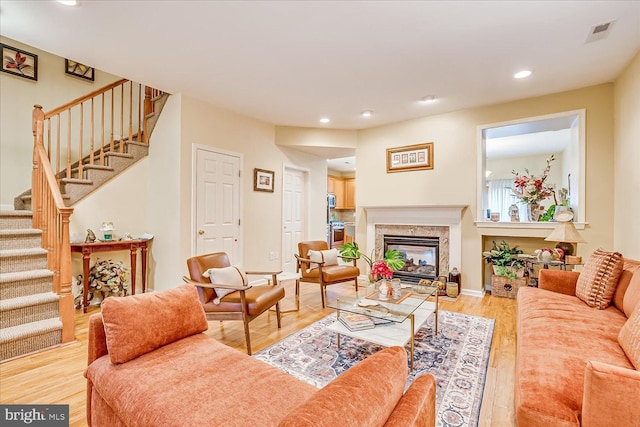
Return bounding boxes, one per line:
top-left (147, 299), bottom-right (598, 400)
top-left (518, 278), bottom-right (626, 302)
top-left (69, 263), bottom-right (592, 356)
top-left (295, 279), bottom-right (300, 310)
top-left (320, 283), bottom-right (326, 308)
top-left (275, 302), bottom-right (282, 328)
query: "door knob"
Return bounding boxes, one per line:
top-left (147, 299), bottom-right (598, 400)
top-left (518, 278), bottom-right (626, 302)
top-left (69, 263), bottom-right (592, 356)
top-left (198, 230), bottom-right (205, 235)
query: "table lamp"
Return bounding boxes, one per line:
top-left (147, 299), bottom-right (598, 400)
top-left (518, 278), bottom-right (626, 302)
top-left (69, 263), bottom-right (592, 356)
top-left (544, 216), bottom-right (585, 257)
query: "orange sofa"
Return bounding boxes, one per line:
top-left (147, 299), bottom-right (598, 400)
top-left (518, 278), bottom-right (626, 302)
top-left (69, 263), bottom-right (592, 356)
top-left (85, 284), bottom-right (436, 427)
top-left (515, 258), bottom-right (640, 427)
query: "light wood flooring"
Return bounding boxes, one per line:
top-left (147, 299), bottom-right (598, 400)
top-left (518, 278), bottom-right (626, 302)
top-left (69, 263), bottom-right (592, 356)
top-left (0, 280), bottom-right (517, 426)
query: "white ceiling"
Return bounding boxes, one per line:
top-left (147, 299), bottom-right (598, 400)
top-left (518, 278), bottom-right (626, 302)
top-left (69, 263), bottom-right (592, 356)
top-left (1, 1), bottom-right (639, 162)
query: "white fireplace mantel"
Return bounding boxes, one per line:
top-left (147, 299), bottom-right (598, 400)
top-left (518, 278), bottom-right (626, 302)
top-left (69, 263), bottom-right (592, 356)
top-left (362, 205), bottom-right (467, 272)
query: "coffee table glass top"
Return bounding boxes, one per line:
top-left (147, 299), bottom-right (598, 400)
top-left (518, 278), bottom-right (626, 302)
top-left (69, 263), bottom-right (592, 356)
top-left (327, 285), bottom-right (438, 324)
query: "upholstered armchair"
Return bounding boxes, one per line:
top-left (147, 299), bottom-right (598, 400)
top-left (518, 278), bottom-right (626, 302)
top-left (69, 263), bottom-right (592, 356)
top-left (183, 252), bottom-right (285, 355)
top-left (295, 241), bottom-right (360, 308)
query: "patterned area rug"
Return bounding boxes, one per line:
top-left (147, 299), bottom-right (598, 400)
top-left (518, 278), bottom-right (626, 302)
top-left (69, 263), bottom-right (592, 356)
top-left (254, 310), bottom-right (494, 427)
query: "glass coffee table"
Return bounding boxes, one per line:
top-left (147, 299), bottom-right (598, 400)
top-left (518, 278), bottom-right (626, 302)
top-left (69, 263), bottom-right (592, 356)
top-left (326, 284), bottom-right (438, 370)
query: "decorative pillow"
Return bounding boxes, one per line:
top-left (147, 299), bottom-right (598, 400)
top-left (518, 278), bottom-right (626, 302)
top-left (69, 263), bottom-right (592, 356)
top-left (203, 266), bottom-right (247, 302)
top-left (575, 248), bottom-right (624, 309)
top-left (101, 284), bottom-right (208, 364)
top-left (306, 249), bottom-right (339, 272)
top-left (618, 302), bottom-right (640, 370)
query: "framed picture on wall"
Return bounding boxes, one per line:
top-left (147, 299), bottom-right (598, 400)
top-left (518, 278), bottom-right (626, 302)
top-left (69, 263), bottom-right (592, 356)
top-left (65, 59), bottom-right (95, 81)
top-left (253, 168), bottom-right (274, 192)
top-left (386, 142), bottom-right (434, 173)
top-left (1, 43), bottom-right (38, 81)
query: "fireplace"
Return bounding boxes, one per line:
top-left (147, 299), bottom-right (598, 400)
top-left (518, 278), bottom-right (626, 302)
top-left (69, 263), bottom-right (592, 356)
top-left (384, 235), bottom-right (439, 283)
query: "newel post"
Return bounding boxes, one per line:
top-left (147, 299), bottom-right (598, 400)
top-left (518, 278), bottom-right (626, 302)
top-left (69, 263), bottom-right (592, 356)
top-left (32, 105), bottom-right (45, 228)
top-left (59, 207), bottom-right (75, 343)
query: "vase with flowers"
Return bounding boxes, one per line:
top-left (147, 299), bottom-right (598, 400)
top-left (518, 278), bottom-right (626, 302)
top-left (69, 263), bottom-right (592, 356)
top-left (339, 242), bottom-right (405, 290)
top-left (512, 154), bottom-right (556, 222)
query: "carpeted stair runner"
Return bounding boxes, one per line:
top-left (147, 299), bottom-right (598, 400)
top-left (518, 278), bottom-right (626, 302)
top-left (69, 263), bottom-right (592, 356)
top-left (0, 211), bottom-right (62, 361)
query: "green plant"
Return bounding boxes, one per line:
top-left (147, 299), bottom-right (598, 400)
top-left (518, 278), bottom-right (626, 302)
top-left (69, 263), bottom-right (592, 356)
top-left (482, 240), bottom-right (524, 271)
top-left (339, 242), bottom-right (405, 272)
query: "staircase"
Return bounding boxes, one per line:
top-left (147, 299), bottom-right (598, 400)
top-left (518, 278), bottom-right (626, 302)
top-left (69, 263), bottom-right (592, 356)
top-left (0, 80), bottom-right (168, 361)
top-left (0, 210), bottom-right (62, 361)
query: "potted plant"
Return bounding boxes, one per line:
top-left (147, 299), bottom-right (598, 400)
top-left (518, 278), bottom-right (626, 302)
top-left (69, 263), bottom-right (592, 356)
top-left (339, 242), bottom-right (405, 283)
top-left (482, 240), bottom-right (525, 279)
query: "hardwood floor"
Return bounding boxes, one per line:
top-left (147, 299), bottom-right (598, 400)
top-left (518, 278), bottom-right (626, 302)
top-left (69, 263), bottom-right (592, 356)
top-left (0, 279), bottom-right (517, 426)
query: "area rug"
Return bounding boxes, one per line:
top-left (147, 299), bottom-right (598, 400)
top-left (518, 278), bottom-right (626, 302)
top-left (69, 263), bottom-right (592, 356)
top-left (254, 310), bottom-right (495, 427)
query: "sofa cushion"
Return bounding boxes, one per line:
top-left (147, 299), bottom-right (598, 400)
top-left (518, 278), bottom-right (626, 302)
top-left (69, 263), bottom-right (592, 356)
top-left (203, 265), bottom-right (247, 301)
top-left (618, 303), bottom-right (640, 370)
top-left (278, 346), bottom-right (408, 427)
top-left (516, 287), bottom-right (633, 426)
top-left (612, 258), bottom-right (640, 317)
top-left (307, 248), bottom-right (339, 271)
top-left (86, 334), bottom-right (317, 426)
top-left (101, 284), bottom-right (208, 364)
top-left (575, 248), bottom-right (624, 309)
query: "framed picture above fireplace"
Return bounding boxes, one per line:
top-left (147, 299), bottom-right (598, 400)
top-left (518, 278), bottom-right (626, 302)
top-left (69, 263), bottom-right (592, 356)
top-left (386, 142), bottom-right (434, 173)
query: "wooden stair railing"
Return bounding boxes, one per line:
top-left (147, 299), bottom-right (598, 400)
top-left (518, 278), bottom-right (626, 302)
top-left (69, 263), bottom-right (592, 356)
top-left (32, 106), bottom-right (74, 343)
top-left (30, 79), bottom-right (165, 342)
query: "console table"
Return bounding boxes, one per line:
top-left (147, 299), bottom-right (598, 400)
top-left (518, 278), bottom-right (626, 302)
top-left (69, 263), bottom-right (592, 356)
top-left (71, 240), bottom-right (150, 313)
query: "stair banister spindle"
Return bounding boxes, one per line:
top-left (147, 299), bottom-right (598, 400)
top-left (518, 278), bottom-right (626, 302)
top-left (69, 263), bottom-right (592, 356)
top-left (66, 109), bottom-right (72, 179)
top-left (79, 102), bottom-right (84, 177)
top-left (138, 83), bottom-right (142, 142)
top-left (128, 81), bottom-right (133, 142)
top-left (120, 83), bottom-right (124, 153)
top-left (46, 118), bottom-right (51, 162)
top-left (90, 98), bottom-right (95, 166)
top-left (100, 93), bottom-right (105, 166)
top-left (110, 88), bottom-right (115, 152)
top-left (56, 115), bottom-right (61, 183)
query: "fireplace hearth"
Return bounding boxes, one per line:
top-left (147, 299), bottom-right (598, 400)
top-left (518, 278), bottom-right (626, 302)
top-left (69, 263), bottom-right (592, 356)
top-left (384, 235), bottom-right (439, 283)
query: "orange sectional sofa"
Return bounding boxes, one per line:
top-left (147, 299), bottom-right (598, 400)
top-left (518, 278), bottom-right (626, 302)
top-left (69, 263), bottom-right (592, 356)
top-left (85, 284), bottom-right (437, 427)
top-left (515, 258), bottom-right (640, 427)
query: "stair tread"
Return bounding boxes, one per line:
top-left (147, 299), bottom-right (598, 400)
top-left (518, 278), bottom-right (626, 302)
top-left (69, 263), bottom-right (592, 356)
top-left (21, 194), bottom-right (69, 201)
top-left (0, 318), bottom-right (62, 343)
top-left (0, 229), bottom-right (42, 236)
top-left (0, 291), bottom-right (59, 311)
top-left (0, 269), bottom-right (53, 283)
top-left (80, 164), bottom-right (115, 171)
top-left (60, 178), bottom-right (93, 185)
top-left (0, 210), bottom-right (33, 217)
top-left (0, 247), bottom-right (48, 257)
top-left (104, 152), bottom-right (134, 159)
top-left (125, 141), bottom-right (148, 148)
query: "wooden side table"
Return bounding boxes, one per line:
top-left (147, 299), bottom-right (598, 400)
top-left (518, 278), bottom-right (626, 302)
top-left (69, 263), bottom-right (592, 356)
top-left (70, 240), bottom-right (150, 313)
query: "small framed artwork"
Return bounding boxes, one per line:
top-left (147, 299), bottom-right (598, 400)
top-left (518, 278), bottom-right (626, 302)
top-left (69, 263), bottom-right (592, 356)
top-left (386, 142), bottom-right (434, 173)
top-left (1, 43), bottom-right (38, 81)
top-left (65, 59), bottom-right (94, 81)
top-left (253, 168), bottom-right (275, 192)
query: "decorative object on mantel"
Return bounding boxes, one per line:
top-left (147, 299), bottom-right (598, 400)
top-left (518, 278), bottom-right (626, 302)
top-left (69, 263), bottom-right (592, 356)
top-left (509, 204), bottom-right (520, 222)
top-left (253, 168), bottom-right (275, 192)
top-left (512, 154), bottom-right (556, 222)
top-left (85, 229), bottom-right (97, 243)
top-left (544, 211), bottom-right (585, 257)
top-left (386, 142), bottom-right (434, 173)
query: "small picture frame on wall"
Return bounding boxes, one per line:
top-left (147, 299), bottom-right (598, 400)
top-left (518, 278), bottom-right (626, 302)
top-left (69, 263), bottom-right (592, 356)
top-left (253, 168), bottom-right (275, 192)
top-left (386, 142), bottom-right (434, 173)
top-left (65, 59), bottom-right (94, 81)
top-left (1, 43), bottom-right (38, 81)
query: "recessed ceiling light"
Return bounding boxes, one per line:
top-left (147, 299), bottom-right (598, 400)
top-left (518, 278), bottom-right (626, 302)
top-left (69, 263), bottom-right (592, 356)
top-left (57, 0), bottom-right (78, 5)
top-left (319, 117), bottom-right (330, 124)
top-left (419, 95), bottom-right (437, 103)
top-left (514, 70), bottom-right (532, 79)
top-left (361, 110), bottom-right (373, 118)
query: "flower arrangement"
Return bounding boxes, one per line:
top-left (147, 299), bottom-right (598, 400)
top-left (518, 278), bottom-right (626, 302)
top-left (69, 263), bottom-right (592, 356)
top-left (512, 154), bottom-right (556, 204)
top-left (339, 242), bottom-right (405, 282)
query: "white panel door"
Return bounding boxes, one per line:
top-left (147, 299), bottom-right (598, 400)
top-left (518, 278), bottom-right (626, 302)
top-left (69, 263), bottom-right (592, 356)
top-left (195, 148), bottom-right (241, 263)
top-left (282, 168), bottom-right (306, 273)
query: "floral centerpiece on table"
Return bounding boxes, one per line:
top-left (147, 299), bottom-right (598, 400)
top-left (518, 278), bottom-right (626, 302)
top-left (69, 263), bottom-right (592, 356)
top-left (512, 154), bottom-right (556, 204)
top-left (339, 242), bottom-right (405, 283)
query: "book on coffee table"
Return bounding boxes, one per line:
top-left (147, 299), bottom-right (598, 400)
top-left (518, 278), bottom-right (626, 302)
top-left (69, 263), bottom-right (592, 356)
top-left (338, 313), bottom-right (375, 331)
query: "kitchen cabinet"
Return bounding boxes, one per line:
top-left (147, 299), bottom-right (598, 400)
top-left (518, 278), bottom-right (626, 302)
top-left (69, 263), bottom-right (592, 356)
top-left (328, 176), bottom-right (346, 209)
top-left (344, 178), bottom-right (355, 209)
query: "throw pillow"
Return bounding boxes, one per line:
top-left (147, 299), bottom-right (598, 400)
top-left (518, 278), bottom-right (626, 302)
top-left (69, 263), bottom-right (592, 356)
top-left (307, 248), bottom-right (339, 272)
top-left (618, 302), bottom-right (640, 370)
top-left (575, 248), bottom-right (624, 309)
top-left (101, 284), bottom-right (208, 364)
top-left (203, 266), bottom-right (247, 302)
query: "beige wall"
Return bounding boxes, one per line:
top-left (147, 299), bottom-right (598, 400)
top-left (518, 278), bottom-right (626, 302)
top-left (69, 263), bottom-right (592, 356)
top-left (0, 37), bottom-right (121, 208)
top-left (357, 84), bottom-right (615, 293)
top-left (614, 51), bottom-right (640, 259)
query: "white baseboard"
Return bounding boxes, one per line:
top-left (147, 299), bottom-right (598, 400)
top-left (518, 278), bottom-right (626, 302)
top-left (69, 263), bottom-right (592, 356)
top-left (461, 288), bottom-right (486, 298)
top-left (1, 204), bottom-right (15, 211)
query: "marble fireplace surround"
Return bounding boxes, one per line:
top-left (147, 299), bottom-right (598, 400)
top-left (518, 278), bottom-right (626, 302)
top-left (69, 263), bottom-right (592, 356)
top-left (363, 206), bottom-right (466, 280)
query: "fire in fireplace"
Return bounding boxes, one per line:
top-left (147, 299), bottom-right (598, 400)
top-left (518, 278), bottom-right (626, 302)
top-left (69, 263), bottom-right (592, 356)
top-left (383, 235), bottom-right (439, 283)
